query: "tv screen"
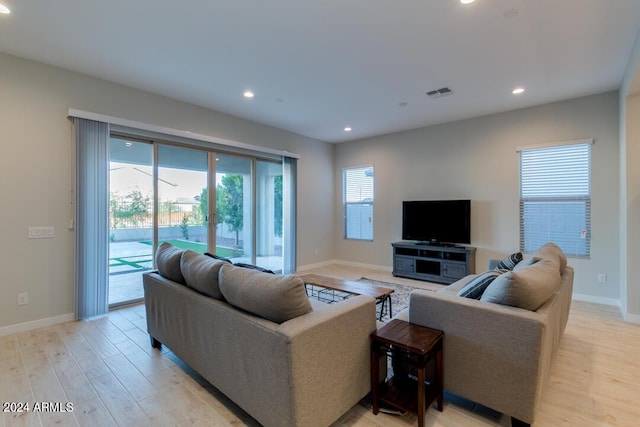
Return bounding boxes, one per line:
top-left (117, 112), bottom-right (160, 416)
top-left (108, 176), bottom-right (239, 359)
top-left (402, 200), bottom-right (471, 245)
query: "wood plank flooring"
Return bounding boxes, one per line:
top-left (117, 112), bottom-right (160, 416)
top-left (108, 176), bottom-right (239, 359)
top-left (1, 265), bottom-right (639, 426)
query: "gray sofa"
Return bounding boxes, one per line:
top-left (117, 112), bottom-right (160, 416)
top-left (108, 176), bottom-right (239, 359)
top-left (395, 243), bottom-right (573, 426)
top-left (143, 243), bottom-right (377, 427)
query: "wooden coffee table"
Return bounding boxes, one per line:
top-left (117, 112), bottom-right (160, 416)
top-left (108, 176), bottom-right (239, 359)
top-left (300, 274), bottom-right (394, 321)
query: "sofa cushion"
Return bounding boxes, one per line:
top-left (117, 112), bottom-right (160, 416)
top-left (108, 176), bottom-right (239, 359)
top-left (535, 242), bottom-right (567, 272)
top-left (494, 252), bottom-right (523, 270)
top-left (480, 258), bottom-right (561, 310)
top-left (155, 242), bottom-right (185, 284)
top-left (180, 250), bottom-right (225, 299)
top-left (457, 270), bottom-right (503, 299)
top-left (218, 264), bottom-right (312, 323)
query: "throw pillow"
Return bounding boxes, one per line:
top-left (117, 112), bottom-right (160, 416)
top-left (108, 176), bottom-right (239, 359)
top-left (513, 256), bottom-right (539, 271)
top-left (457, 270), bottom-right (503, 299)
top-left (219, 264), bottom-right (312, 323)
top-left (494, 252), bottom-right (523, 270)
top-left (180, 250), bottom-right (225, 300)
top-left (480, 258), bottom-right (561, 310)
top-left (234, 262), bottom-right (275, 274)
top-left (204, 252), bottom-right (233, 264)
top-left (155, 242), bottom-right (185, 283)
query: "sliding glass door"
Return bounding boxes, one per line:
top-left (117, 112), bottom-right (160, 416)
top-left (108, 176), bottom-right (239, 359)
top-left (256, 160), bottom-right (283, 272)
top-left (213, 154), bottom-right (253, 263)
top-left (108, 137), bottom-right (287, 306)
top-left (108, 137), bottom-right (153, 306)
top-left (212, 155), bottom-right (284, 272)
top-left (157, 145), bottom-right (209, 254)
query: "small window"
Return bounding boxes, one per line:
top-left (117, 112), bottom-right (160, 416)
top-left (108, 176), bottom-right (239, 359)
top-left (343, 166), bottom-right (374, 240)
top-left (519, 141), bottom-right (592, 257)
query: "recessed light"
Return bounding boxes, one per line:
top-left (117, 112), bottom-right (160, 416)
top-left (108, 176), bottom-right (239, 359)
top-left (125, 142), bottom-right (133, 147)
top-left (0, 4), bottom-right (10, 14)
top-left (344, 127), bottom-right (352, 132)
top-left (512, 87), bottom-right (525, 95)
top-left (460, 0), bottom-right (475, 4)
top-left (243, 91), bottom-right (254, 98)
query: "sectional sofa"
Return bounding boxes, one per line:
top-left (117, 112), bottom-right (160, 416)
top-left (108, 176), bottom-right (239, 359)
top-left (143, 243), bottom-right (377, 427)
top-left (395, 243), bottom-right (574, 426)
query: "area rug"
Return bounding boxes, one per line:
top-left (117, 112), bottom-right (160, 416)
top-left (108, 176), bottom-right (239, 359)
top-left (357, 277), bottom-right (429, 322)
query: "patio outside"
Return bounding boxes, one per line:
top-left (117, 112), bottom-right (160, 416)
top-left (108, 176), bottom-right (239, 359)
top-left (109, 235), bottom-right (284, 305)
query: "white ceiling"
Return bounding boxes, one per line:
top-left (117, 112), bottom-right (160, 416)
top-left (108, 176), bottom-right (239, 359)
top-left (1, 0), bottom-right (639, 143)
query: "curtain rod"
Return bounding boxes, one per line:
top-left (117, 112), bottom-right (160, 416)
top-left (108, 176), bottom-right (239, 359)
top-left (68, 108), bottom-right (301, 159)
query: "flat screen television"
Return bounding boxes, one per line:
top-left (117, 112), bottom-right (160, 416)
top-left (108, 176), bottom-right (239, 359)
top-left (402, 199), bottom-right (471, 245)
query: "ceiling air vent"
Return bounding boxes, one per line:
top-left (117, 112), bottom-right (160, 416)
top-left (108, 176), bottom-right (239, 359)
top-left (426, 87), bottom-right (454, 98)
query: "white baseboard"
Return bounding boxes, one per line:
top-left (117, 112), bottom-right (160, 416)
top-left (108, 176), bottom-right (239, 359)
top-left (571, 293), bottom-right (620, 307)
top-left (333, 259), bottom-right (393, 272)
top-left (297, 260), bottom-right (392, 273)
top-left (623, 313), bottom-right (640, 325)
top-left (296, 260), bottom-right (339, 272)
top-left (0, 313), bottom-right (75, 337)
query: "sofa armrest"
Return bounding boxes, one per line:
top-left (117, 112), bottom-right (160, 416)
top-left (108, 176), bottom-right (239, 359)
top-left (277, 295), bottom-right (377, 427)
top-left (409, 290), bottom-right (547, 423)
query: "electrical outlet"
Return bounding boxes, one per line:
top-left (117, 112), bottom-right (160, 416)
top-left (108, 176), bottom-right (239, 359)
top-left (597, 273), bottom-right (607, 283)
top-left (17, 292), bottom-right (29, 306)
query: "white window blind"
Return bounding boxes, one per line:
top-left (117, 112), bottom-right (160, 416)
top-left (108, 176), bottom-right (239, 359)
top-left (519, 141), bottom-right (591, 257)
top-left (343, 166), bottom-right (374, 240)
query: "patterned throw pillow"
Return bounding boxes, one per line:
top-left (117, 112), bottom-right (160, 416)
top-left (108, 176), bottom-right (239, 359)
top-left (495, 252), bottom-right (523, 270)
top-left (457, 270), bottom-right (504, 299)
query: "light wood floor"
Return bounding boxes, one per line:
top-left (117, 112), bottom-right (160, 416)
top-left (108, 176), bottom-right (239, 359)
top-left (1, 264), bottom-right (639, 426)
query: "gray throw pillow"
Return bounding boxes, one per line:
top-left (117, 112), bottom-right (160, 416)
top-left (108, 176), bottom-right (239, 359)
top-left (180, 250), bottom-right (225, 299)
top-left (218, 264), bottom-right (312, 323)
top-left (480, 258), bottom-right (561, 310)
top-left (457, 270), bottom-right (503, 299)
top-left (155, 242), bottom-right (185, 283)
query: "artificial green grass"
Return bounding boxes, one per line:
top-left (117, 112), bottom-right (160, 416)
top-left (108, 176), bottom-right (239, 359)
top-left (139, 239), bottom-right (240, 257)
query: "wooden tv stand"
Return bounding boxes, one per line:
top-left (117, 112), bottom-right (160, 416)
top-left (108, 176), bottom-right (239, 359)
top-left (391, 242), bottom-right (476, 284)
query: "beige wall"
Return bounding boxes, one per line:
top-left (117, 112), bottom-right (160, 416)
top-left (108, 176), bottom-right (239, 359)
top-left (624, 94), bottom-right (640, 319)
top-left (334, 92), bottom-right (621, 303)
top-left (0, 52), bottom-right (334, 330)
top-left (620, 28), bottom-right (640, 321)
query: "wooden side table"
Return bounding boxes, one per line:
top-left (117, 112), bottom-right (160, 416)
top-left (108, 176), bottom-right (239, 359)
top-left (370, 319), bottom-right (443, 427)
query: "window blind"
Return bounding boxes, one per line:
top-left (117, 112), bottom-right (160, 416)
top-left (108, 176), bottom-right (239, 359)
top-left (519, 142), bottom-right (591, 257)
top-left (343, 166), bottom-right (374, 240)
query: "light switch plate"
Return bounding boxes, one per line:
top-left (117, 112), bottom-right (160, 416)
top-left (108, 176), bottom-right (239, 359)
top-left (28, 226), bottom-right (55, 239)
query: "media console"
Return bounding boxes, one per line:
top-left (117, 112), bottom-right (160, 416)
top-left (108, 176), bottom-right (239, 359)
top-left (391, 241), bottom-right (476, 284)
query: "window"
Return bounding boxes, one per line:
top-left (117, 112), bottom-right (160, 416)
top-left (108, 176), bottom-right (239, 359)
top-left (519, 140), bottom-right (592, 257)
top-left (343, 166), bottom-right (374, 240)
